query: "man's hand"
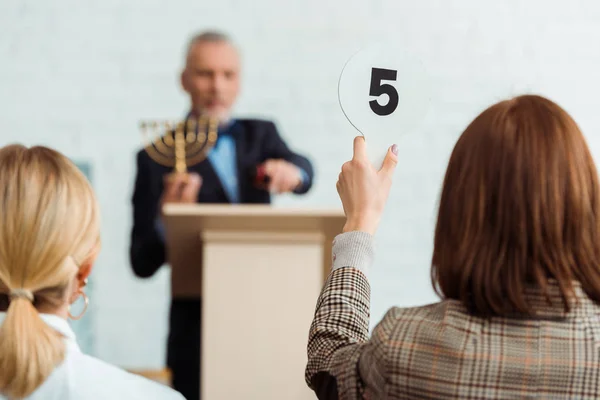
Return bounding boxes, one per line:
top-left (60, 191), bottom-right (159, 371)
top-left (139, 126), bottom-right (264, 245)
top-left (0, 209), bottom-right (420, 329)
top-left (159, 172), bottom-right (202, 212)
top-left (260, 159), bottom-right (302, 194)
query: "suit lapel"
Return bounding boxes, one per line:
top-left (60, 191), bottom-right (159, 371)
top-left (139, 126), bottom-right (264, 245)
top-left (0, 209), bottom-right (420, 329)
top-left (192, 120), bottom-right (245, 203)
top-left (232, 121), bottom-right (248, 203)
top-left (183, 111), bottom-right (223, 197)
top-left (191, 158), bottom-right (224, 198)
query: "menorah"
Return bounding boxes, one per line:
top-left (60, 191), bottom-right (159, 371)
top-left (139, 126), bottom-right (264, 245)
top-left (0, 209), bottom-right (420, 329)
top-left (139, 116), bottom-right (219, 174)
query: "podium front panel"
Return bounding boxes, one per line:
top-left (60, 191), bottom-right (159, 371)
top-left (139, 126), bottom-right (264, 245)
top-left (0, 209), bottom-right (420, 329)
top-left (161, 205), bottom-right (345, 399)
top-left (201, 231), bottom-right (323, 400)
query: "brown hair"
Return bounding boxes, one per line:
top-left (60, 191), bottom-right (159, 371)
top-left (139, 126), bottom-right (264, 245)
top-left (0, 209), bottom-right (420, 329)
top-left (431, 95), bottom-right (600, 317)
top-left (0, 145), bottom-right (100, 398)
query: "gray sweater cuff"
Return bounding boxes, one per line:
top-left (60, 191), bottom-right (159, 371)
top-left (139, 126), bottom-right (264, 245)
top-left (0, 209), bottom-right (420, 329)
top-left (331, 231), bottom-right (375, 276)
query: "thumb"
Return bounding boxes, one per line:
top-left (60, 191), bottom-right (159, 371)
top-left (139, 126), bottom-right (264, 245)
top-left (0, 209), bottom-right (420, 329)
top-left (188, 173), bottom-right (202, 188)
top-left (379, 144), bottom-right (398, 178)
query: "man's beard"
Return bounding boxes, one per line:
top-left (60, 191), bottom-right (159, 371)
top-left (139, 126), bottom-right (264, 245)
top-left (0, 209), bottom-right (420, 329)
top-left (195, 106), bottom-right (230, 126)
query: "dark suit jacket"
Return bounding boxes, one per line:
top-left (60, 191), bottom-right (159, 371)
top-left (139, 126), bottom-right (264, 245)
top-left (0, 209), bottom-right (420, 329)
top-left (129, 119), bottom-right (314, 279)
top-left (129, 118), bottom-right (314, 377)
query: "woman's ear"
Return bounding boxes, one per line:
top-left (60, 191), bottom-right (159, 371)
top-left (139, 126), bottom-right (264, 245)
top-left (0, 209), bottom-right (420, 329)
top-left (77, 263), bottom-right (92, 286)
top-left (75, 242), bottom-right (100, 289)
top-left (69, 261), bottom-right (93, 305)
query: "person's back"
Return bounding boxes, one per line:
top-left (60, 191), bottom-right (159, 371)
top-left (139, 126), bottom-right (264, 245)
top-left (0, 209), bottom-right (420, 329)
top-left (306, 95), bottom-right (600, 399)
top-left (378, 285), bottom-right (600, 398)
top-left (0, 314), bottom-right (183, 400)
top-left (0, 145), bottom-right (183, 400)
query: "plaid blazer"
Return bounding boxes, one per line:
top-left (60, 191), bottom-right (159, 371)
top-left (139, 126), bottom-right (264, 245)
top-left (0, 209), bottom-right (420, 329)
top-left (305, 236), bottom-right (600, 399)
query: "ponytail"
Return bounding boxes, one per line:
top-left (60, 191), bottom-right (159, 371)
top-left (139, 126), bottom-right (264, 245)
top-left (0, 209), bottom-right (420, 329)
top-left (0, 145), bottom-right (101, 398)
top-left (0, 296), bottom-right (65, 399)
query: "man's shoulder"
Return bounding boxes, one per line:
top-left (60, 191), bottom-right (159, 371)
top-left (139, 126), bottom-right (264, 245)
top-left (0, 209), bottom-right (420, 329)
top-left (133, 118), bottom-right (277, 156)
top-left (134, 147), bottom-right (156, 169)
top-left (135, 147), bottom-right (148, 158)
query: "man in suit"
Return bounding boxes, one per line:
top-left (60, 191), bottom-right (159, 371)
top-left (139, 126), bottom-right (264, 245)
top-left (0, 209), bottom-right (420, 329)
top-left (129, 31), bottom-right (314, 400)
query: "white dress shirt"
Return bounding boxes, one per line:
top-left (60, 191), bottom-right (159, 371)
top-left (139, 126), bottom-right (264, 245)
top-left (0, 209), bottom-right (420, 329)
top-left (0, 312), bottom-right (185, 400)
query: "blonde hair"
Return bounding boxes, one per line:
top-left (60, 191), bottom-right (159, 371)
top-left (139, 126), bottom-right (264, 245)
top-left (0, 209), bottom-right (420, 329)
top-left (0, 145), bottom-right (100, 399)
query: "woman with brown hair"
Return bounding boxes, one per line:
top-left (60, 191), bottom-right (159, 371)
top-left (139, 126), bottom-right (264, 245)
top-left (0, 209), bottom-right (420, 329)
top-left (306, 95), bottom-right (600, 399)
top-left (0, 145), bottom-right (184, 399)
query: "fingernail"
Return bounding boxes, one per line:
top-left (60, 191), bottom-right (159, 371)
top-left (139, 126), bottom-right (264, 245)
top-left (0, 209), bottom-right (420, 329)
top-left (392, 144), bottom-right (398, 155)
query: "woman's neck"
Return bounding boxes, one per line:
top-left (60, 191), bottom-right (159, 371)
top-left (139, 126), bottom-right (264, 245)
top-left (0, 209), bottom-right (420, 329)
top-left (0, 294), bottom-right (69, 319)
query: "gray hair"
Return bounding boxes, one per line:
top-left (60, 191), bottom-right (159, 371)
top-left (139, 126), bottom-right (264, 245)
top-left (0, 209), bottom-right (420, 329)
top-left (185, 30), bottom-right (235, 55)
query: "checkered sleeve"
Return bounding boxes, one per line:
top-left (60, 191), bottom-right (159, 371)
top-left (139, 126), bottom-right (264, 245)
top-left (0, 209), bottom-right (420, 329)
top-left (305, 232), bottom-right (392, 399)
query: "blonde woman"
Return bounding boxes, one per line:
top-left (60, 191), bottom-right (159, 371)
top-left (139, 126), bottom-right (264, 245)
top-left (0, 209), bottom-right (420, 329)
top-left (0, 145), bottom-right (184, 400)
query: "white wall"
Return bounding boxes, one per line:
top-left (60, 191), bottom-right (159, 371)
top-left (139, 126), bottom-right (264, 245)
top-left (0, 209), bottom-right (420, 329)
top-left (2, 0), bottom-right (600, 369)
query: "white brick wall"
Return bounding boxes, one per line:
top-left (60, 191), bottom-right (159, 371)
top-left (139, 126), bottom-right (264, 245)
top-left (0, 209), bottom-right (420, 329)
top-left (2, 0), bottom-right (600, 369)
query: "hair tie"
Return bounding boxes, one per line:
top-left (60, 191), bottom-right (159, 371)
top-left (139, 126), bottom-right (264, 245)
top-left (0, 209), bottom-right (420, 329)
top-left (10, 289), bottom-right (34, 302)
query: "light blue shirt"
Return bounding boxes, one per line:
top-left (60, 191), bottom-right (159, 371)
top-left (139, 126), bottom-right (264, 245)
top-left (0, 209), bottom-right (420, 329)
top-left (207, 124), bottom-right (240, 203)
top-left (206, 120), bottom-right (308, 203)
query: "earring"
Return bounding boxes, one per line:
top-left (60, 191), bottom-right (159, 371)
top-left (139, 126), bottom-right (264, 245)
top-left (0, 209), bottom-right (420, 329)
top-left (68, 290), bottom-right (89, 320)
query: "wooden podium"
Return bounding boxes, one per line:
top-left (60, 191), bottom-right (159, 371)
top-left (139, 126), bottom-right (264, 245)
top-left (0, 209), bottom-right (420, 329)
top-left (162, 204), bottom-right (345, 400)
